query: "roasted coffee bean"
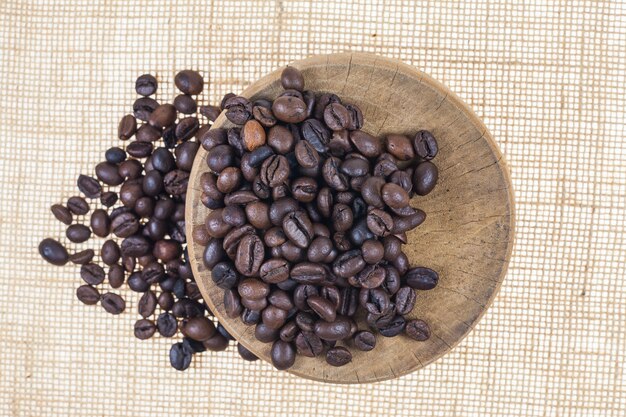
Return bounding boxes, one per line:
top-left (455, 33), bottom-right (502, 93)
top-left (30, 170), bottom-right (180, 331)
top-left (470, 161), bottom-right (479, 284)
top-left (331, 203), bottom-right (353, 232)
top-left (224, 288), bottom-right (243, 318)
top-left (107, 264), bottom-right (125, 288)
top-left (200, 129), bottom-right (227, 154)
top-left (69, 249), bottom-right (94, 265)
top-left (252, 105), bottom-right (277, 128)
top-left (234, 234), bottom-right (264, 276)
top-left (393, 252), bottom-right (410, 275)
top-left (260, 155), bottom-right (290, 187)
top-left (279, 321), bottom-right (299, 342)
top-left (101, 293), bottom-right (126, 315)
top-left (175, 141), bottom-right (199, 171)
top-left (223, 225), bottom-right (254, 259)
top-left (105, 147), bottom-right (126, 164)
top-left (265, 125), bottom-right (294, 155)
top-left (382, 183), bottom-right (410, 209)
top-left (289, 177), bottom-right (317, 203)
top-left (175, 70), bottom-right (203, 95)
top-left (405, 319), bottom-right (431, 341)
top-left (366, 208), bottom-right (393, 237)
top-left (361, 176), bottom-right (386, 208)
top-left (389, 170), bottom-right (413, 196)
top-left (77, 174), bottom-right (102, 198)
top-left (174, 94), bottom-right (197, 114)
top-left (307, 236), bottom-right (333, 263)
top-left (153, 239), bottom-right (182, 262)
top-left (306, 295), bottom-right (337, 322)
top-left (66, 224), bottom-right (91, 243)
top-left (294, 331), bottom-right (323, 357)
top-left (156, 292), bottom-right (174, 311)
top-left (315, 187), bottom-right (333, 218)
top-left (281, 66), bottom-right (305, 91)
top-left (255, 322), bottom-right (280, 343)
top-left (380, 265), bottom-right (400, 296)
top-left (271, 96), bottom-right (307, 124)
top-left (141, 262), bottom-right (165, 284)
top-left (126, 141), bottom-right (154, 158)
top-left (138, 290), bottom-right (157, 318)
top-left (224, 96), bottom-right (253, 125)
top-left (118, 114), bottom-right (137, 140)
top-left (162, 169), bottom-right (189, 196)
top-left (391, 210), bottom-right (426, 234)
top-left (207, 144), bottom-right (236, 173)
top-left (150, 148), bottom-right (176, 174)
top-left (79, 263), bottom-right (105, 285)
top-left (133, 97), bottom-right (158, 121)
top-left (361, 239), bottom-right (384, 264)
top-left (136, 124), bottom-right (161, 142)
top-left (291, 263), bottom-right (327, 285)
top-left (405, 267), bottom-right (439, 290)
top-left (350, 130), bottom-right (382, 157)
top-left (199, 104), bottom-right (221, 122)
top-left (267, 289), bottom-right (294, 311)
top-left (118, 159), bottom-right (143, 180)
top-left (394, 286), bottom-right (417, 315)
top-left (169, 342), bottom-right (192, 371)
top-left (202, 239), bottom-right (226, 269)
top-left (300, 119), bottom-right (331, 153)
top-left (90, 209), bottom-right (110, 237)
top-left (76, 285), bottom-right (100, 305)
top-left (282, 210), bottom-right (314, 248)
top-left (344, 104), bottom-right (363, 130)
top-left (294, 141), bottom-right (319, 169)
top-left (156, 312), bottom-right (178, 337)
top-left (51, 204), bottom-right (72, 225)
top-left (332, 251), bottom-right (366, 281)
top-left (340, 157), bottom-right (369, 177)
top-left (413, 130), bottom-right (438, 160)
top-left (238, 278), bottom-right (269, 301)
top-left (100, 191), bottom-right (118, 207)
top-left (386, 134), bottom-right (415, 160)
top-left (326, 346), bottom-right (352, 366)
top-left (271, 340), bottom-right (296, 370)
top-left (66, 196), bottom-right (89, 215)
top-left (134, 319), bottom-right (157, 340)
top-left (240, 308), bottom-right (261, 326)
top-left (333, 231), bottom-right (353, 252)
top-left (353, 330), bottom-right (376, 351)
top-left (292, 284), bottom-right (319, 313)
top-left (95, 162), bottom-right (124, 186)
top-left (211, 261), bottom-right (239, 289)
top-left (111, 212), bottom-right (139, 238)
top-left (360, 287), bottom-right (391, 315)
top-left (378, 315), bottom-right (406, 337)
top-left (182, 317), bottom-right (216, 342)
top-left (135, 74), bottom-right (157, 96)
top-left (262, 305), bottom-right (289, 329)
top-left (322, 156), bottom-right (349, 191)
top-left (263, 227), bottom-right (287, 248)
top-left (280, 241), bottom-right (305, 263)
top-left (356, 265), bottom-right (387, 289)
top-left (314, 316), bottom-right (354, 341)
top-left (134, 197), bottom-right (155, 218)
top-left (267, 198), bottom-right (298, 227)
top-left (259, 258), bottom-right (290, 284)
top-left (323, 102), bottom-right (350, 131)
top-left (121, 235), bottom-right (152, 258)
top-left (413, 161), bottom-right (438, 196)
top-left (148, 103), bottom-right (176, 129)
top-left (241, 296), bottom-right (267, 311)
top-left (171, 299), bottom-right (203, 318)
top-left (174, 117), bottom-right (199, 141)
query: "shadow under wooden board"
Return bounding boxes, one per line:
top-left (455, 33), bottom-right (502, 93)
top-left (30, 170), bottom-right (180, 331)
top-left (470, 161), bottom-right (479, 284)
top-left (186, 52), bottom-right (515, 384)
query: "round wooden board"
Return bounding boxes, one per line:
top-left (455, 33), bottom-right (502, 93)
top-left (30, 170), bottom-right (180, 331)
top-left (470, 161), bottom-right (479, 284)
top-left (186, 52), bottom-right (515, 384)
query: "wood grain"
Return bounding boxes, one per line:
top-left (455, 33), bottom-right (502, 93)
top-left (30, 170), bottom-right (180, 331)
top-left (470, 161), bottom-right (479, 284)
top-left (185, 53), bottom-right (515, 384)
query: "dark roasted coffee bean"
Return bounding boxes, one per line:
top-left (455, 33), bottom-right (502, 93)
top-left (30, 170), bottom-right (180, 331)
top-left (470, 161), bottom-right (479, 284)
top-left (96, 162), bottom-right (124, 185)
top-left (175, 141), bottom-right (199, 171)
top-left (380, 265), bottom-right (401, 296)
top-left (105, 146), bottom-right (126, 164)
top-left (366, 208), bottom-right (393, 237)
top-left (281, 66), bottom-right (305, 91)
top-left (389, 170), bottom-right (413, 195)
top-left (241, 296), bottom-right (267, 311)
top-left (211, 261), bottom-right (239, 289)
top-left (66, 224), bottom-right (91, 243)
top-left (202, 332), bottom-right (229, 351)
top-left (264, 126), bottom-right (294, 156)
top-left (135, 74), bottom-right (157, 96)
top-left (260, 155), bottom-right (290, 187)
top-left (134, 319), bottom-right (156, 340)
top-left (331, 203), bottom-right (353, 232)
top-left (307, 236), bottom-right (333, 263)
top-left (76, 285), bottom-right (100, 305)
top-left (223, 225), bottom-right (254, 259)
top-left (295, 311), bottom-right (316, 331)
top-left (77, 174), bottom-right (102, 198)
top-left (135, 124), bottom-right (161, 142)
top-left (199, 104), bottom-right (221, 122)
top-left (271, 340), bottom-right (295, 370)
top-left (171, 299), bottom-right (203, 318)
top-left (395, 286), bottom-right (417, 315)
top-left (119, 179), bottom-right (144, 207)
top-left (259, 258), bottom-right (290, 284)
top-left (340, 157), bottom-right (369, 177)
top-left (169, 342), bottom-right (192, 371)
top-left (361, 239), bottom-right (384, 264)
top-left (405, 267), bottom-right (439, 290)
top-left (224, 96), bottom-right (253, 125)
top-left (100, 191), bottom-right (118, 207)
top-left (361, 178), bottom-right (385, 210)
top-left (79, 263), bottom-right (105, 285)
top-left (148, 103), bottom-right (176, 129)
top-left (293, 141), bottom-right (318, 169)
top-left (324, 102), bottom-right (350, 131)
top-left (279, 321), bottom-right (299, 342)
top-left (356, 265), bottom-right (387, 289)
top-left (378, 315), bottom-right (406, 337)
top-left (133, 97), bottom-right (159, 121)
top-left (413, 130), bottom-right (438, 160)
top-left (51, 204), bottom-right (72, 225)
top-left (262, 305), bottom-right (289, 329)
top-left (175, 70), bottom-right (203, 94)
top-left (234, 343), bottom-right (257, 362)
top-left (157, 291), bottom-right (174, 311)
top-left (137, 290), bottom-right (157, 318)
top-left (182, 317), bottom-right (216, 341)
top-left (271, 96), bottom-right (307, 124)
top-left (243, 201), bottom-right (270, 229)
top-left (90, 209), bottom-right (110, 237)
top-left (382, 235), bottom-right (402, 262)
top-left (314, 316), bottom-right (354, 341)
top-left (240, 308), bottom-right (261, 326)
top-left (280, 241), bottom-right (305, 263)
top-left (157, 312), bottom-right (178, 337)
top-left (337, 287), bottom-right (358, 316)
top-left (174, 94), bottom-right (197, 114)
top-left (141, 262), bottom-right (165, 284)
top-left (333, 231), bottom-right (353, 252)
top-left (333, 250), bottom-right (365, 278)
top-left (393, 252), bottom-right (410, 276)
top-left (199, 128), bottom-right (227, 153)
top-left (122, 255), bottom-right (136, 273)
top-left (234, 234), bottom-right (264, 276)
top-left (118, 114), bottom-right (137, 140)
top-left (134, 196), bottom-right (155, 218)
top-left (350, 130), bottom-right (382, 157)
top-left (413, 161), bottom-right (438, 196)
top-left (382, 183), bottom-right (410, 209)
top-left (66, 196), bottom-right (89, 215)
top-left (405, 319), bottom-right (431, 341)
top-left (293, 285), bottom-right (319, 313)
top-left (313, 93), bottom-right (340, 119)
top-left (268, 289), bottom-right (294, 311)
top-left (391, 210), bottom-right (426, 234)
top-left (150, 148), bottom-right (176, 174)
top-left (162, 169), bottom-right (189, 196)
top-left (121, 235), bottom-right (152, 258)
top-left (238, 278), bottom-right (269, 301)
top-left (69, 249), bottom-right (94, 265)
top-left (126, 141), bottom-right (153, 158)
top-left (255, 322), bottom-right (280, 343)
top-left (326, 346), bottom-right (352, 366)
top-left (153, 239), bottom-right (182, 262)
top-left (107, 264), bottom-right (125, 288)
top-left (282, 210), bottom-right (313, 248)
top-left (353, 330), bottom-right (376, 351)
top-left (267, 198), bottom-right (297, 227)
top-left (263, 227), bottom-right (287, 248)
top-left (118, 159), bottom-right (143, 180)
top-left (111, 212), bottom-right (139, 238)
top-left (289, 177), bottom-right (317, 203)
top-left (206, 144), bottom-right (236, 173)
top-left (328, 129), bottom-right (352, 157)
top-left (306, 296), bottom-right (337, 322)
top-left (314, 187), bottom-right (332, 218)
top-left (299, 120), bottom-right (329, 155)
top-left (344, 103), bottom-right (363, 130)
top-left (360, 287), bottom-right (391, 315)
top-left (322, 156), bottom-right (349, 191)
top-left (175, 117), bottom-right (199, 141)
top-left (224, 288), bottom-right (243, 318)
top-left (252, 105), bottom-right (277, 128)
top-left (386, 134), bottom-right (415, 160)
top-left (291, 263), bottom-right (327, 285)
top-left (295, 331), bottom-right (324, 357)
top-left (101, 293), bottom-right (126, 315)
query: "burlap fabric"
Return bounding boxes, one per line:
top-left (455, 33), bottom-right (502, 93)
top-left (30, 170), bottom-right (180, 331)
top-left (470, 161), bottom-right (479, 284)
top-left (1, 0), bottom-right (624, 416)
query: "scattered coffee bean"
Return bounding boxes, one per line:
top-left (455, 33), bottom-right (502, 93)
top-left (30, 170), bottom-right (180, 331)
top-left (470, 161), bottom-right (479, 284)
top-left (76, 285), bottom-right (100, 305)
top-left (326, 346), bottom-right (352, 366)
top-left (101, 292), bottom-right (126, 315)
top-left (69, 249), bottom-right (95, 265)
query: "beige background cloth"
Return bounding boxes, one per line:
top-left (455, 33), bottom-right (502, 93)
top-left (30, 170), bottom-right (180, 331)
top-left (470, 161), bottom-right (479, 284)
top-left (1, 0), bottom-right (624, 416)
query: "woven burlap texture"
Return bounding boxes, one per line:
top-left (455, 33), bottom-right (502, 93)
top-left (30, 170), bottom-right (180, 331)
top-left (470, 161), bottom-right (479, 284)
top-left (1, 0), bottom-right (624, 416)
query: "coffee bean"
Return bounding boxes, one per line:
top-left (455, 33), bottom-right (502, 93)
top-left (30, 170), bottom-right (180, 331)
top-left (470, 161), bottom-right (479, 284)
top-left (322, 156), bottom-right (349, 191)
top-left (282, 210), bottom-right (313, 248)
top-left (259, 258), bottom-right (290, 283)
top-left (133, 97), bottom-right (159, 121)
top-left (314, 316), bottom-right (354, 341)
top-left (171, 299), bottom-right (203, 318)
top-left (157, 312), bottom-right (178, 337)
top-left (169, 342), bottom-right (192, 371)
top-left (105, 147), bottom-right (126, 164)
top-left (394, 286), bottom-right (416, 315)
top-left (118, 159), bottom-right (143, 180)
top-left (90, 209), bottom-right (111, 237)
top-left (176, 117), bottom-right (200, 141)
top-left (281, 66), bottom-right (305, 91)
top-left (405, 267), bottom-right (439, 290)
top-left (51, 204), bottom-right (72, 225)
top-left (326, 346), bottom-right (352, 366)
top-left (223, 225), bottom-right (254, 258)
top-left (405, 319), bottom-right (431, 341)
top-left (306, 295), bottom-right (337, 322)
top-left (174, 94), bottom-right (197, 114)
top-left (118, 114), bottom-right (137, 140)
top-left (323, 103), bottom-right (350, 131)
top-left (253, 322), bottom-right (279, 343)
top-left (331, 203), bottom-right (353, 232)
top-left (270, 340), bottom-right (295, 370)
top-left (224, 96), bottom-right (253, 125)
top-left (238, 309), bottom-right (260, 326)
top-left (66, 196), bottom-right (89, 215)
top-left (69, 249), bottom-right (94, 265)
top-left (65, 224), bottom-right (91, 243)
top-left (378, 314), bottom-right (406, 337)
top-left (234, 343), bottom-right (257, 362)
top-left (344, 104), bottom-right (363, 130)
top-left (360, 287), bottom-right (391, 315)
top-left (361, 239), bottom-right (384, 264)
top-left (175, 141), bottom-right (199, 171)
top-left (80, 263), bottom-right (105, 285)
top-left (148, 103), bottom-right (177, 129)
top-left (101, 292), bottom-right (126, 315)
top-left (366, 208), bottom-right (393, 237)
top-left (206, 144), bottom-right (236, 174)
top-left (163, 169), bottom-right (189, 196)
top-left (262, 305), bottom-right (289, 329)
top-left (126, 141), bottom-right (153, 158)
top-left (272, 96), bottom-right (307, 124)
top-left (135, 74), bottom-right (157, 96)
top-left (300, 119), bottom-right (331, 153)
top-left (353, 330), bottom-right (376, 351)
top-left (99, 191), bottom-right (117, 207)
top-left (291, 263), bottom-right (327, 285)
top-left (356, 265), bottom-right (387, 289)
top-left (386, 134), bottom-right (415, 161)
top-left (238, 278), bottom-right (269, 301)
top-left (259, 155), bottom-right (290, 187)
top-left (413, 130), bottom-right (438, 160)
top-left (121, 235), bottom-right (152, 258)
top-left (136, 124), bottom-right (161, 143)
top-left (413, 161), bottom-right (438, 196)
top-left (211, 261), bottom-right (239, 289)
top-left (175, 70), bottom-right (203, 95)
top-left (350, 130), bottom-right (382, 157)
top-left (233, 234), bottom-right (264, 276)
top-left (361, 176), bottom-right (386, 208)
top-left (391, 210), bottom-right (426, 234)
top-left (340, 157), bottom-right (369, 177)
top-left (182, 317), bottom-right (216, 341)
top-left (77, 174), bottom-right (102, 198)
top-left (108, 264), bottom-right (125, 288)
top-left (134, 319), bottom-right (157, 340)
top-left (137, 290), bottom-right (157, 318)
top-left (393, 252), bottom-right (410, 275)
top-left (76, 285), bottom-right (100, 305)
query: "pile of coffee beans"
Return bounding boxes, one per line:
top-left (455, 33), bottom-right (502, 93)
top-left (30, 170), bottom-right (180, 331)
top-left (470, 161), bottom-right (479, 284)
top-left (39, 71), bottom-right (255, 370)
top-left (197, 66), bottom-right (440, 370)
